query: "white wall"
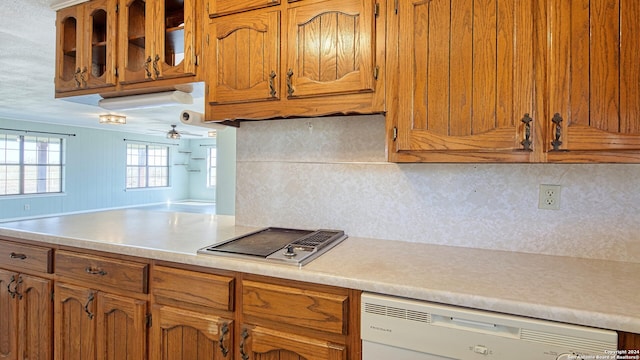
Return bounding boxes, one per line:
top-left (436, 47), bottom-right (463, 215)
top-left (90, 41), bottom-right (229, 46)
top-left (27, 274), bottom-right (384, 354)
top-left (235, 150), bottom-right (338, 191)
top-left (235, 115), bottom-right (640, 263)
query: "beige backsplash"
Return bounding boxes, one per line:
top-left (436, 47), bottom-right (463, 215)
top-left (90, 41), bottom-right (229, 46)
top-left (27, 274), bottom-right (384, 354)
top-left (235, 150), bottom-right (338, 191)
top-left (235, 115), bottom-right (640, 263)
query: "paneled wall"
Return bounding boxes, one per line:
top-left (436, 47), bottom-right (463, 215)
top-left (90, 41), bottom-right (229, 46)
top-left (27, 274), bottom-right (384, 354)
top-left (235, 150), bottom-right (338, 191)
top-left (0, 118), bottom-right (197, 220)
top-left (235, 116), bottom-right (640, 263)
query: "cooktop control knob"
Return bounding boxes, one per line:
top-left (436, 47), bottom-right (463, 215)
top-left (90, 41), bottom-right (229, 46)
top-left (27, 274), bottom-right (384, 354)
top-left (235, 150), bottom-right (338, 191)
top-left (284, 246), bottom-right (296, 258)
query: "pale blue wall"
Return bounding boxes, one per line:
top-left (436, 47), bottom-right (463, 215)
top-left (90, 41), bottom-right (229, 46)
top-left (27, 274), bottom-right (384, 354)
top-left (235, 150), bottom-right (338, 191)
top-left (0, 118), bottom-right (194, 221)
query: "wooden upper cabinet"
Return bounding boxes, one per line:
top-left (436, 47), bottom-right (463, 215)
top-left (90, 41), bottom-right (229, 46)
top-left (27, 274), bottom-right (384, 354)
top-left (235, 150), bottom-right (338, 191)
top-left (118, 0), bottom-right (197, 85)
top-left (55, 0), bottom-right (117, 93)
top-left (208, 9), bottom-right (281, 105)
top-left (547, 0), bottom-right (640, 162)
top-left (391, 0), bottom-right (536, 162)
top-left (285, 0), bottom-right (376, 99)
top-left (209, 0), bottom-right (280, 17)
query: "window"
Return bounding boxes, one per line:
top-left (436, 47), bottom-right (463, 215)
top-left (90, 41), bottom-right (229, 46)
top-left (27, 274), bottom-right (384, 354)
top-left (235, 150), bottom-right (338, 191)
top-left (207, 147), bottom-right (216, 188)
top-left (0, 134), bottom-right (64, 196)
top-left (126, 143), bottom-right (169, 189)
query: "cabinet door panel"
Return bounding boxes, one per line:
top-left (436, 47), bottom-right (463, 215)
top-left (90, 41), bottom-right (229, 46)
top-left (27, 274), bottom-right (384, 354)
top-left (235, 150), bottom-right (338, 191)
top-left (156, 0), bottom-right (198, 79)
top-left (150, 305), bottom-right (232, 360)
top-left (394, 0), bottom-right (534, 160)
top-left (244, 326), bottom-right (346, 360)
top-left (209, 9), bottom-right (280, 104)
top-left (84, 0), bottom-right (118, 89)
top-left (119, 0), bottom-right (154, 84)
top-left (55, 283), bottom-right (96, 360)
top-left (55, 6), bottom-right (84, 92)
top-left (0, 270), bottom-right (18, 360)
top-left (96, 292), bottom-right (146, 360)
top-left (19, 275), bottom-right (52, 360)
top-left (286, 0), bottom-right (375, 98)
top-left (548, 0), bottom-right (640, 158)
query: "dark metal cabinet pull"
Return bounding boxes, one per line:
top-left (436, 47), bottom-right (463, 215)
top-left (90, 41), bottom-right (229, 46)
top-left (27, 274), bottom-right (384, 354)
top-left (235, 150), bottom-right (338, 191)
top-left (10, 252), bottom-right (27, 260)
top-left (7, 275), bottom-right (16, 298)
top-left (74, 67), bottom-right (82, 87)
top-left (269, 71), bottom-right (277, 98)
top-left (85, 267), bottom-right (107, 276)
top-left (153, 55), bottom-right (161, 77)
top-left (14, 277), bottom-right (23, 300)
top-left (551, 113), bottom-right (563, 151)
top-left (286, 69), bottom-right (294, 97)
top-left (239, 328), bottom-right (250, 360)
top-left (218, 322), bottom-right (230, 357)
top-left (144, 56), bottom-right (153, 78)
top-left (520, 113), bottom-right (533, 151)
top-left (84, 292), bottom-right (95, 319)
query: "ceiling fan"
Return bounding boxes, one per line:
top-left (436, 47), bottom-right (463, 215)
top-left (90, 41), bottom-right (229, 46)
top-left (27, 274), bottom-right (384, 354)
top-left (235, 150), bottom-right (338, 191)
top-left (149, 125), bottom-right (204, 139)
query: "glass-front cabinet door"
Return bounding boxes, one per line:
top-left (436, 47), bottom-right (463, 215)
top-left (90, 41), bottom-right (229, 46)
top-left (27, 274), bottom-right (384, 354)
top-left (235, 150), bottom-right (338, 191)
top-left (119, 0), bottom-right (197, 84)
top-left (55, 0), bottom-right (116, 93)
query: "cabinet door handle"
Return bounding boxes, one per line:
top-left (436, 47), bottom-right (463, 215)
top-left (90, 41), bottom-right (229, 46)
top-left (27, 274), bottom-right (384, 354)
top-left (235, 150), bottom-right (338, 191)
top-left (84, 292), bottom-right (95, 319)
top-left (218, 322), bottom-right (230, 357)
top-left (80, 66), bottom-right (87, 87)
top-left (286, 68), bottom-right (294, 97)
top-left (7, 275), bottom-right (17, 298)
top-left (85, 267), bottom-right (107, 276)
top-left (520, 113), bottom-right (533, 151)
top-left (10, 252), bottom-right (27, 260)
top-left (144, 56), bottom-right (153, 78)
top-left (551, 113), bottom-right (563, 151)
top-left (14, 276), bottom-right (23, 300)
top-left (153, 55), bottom-right (161, 78)
top-left (269, 71), bottom-right (277, 98)
top-left (74, 67), bottom-right (82, 87)
top-left (239, 328), bottom-right (249, 360)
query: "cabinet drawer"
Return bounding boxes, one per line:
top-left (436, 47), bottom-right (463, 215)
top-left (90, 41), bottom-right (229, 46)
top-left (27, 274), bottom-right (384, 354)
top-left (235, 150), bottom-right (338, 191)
top-left (0, 240), bottom-right (52, 273)
top-left (242, 280), bottom-right (348, 335)
top-left (55, 250), bottom-right (148, 293)
top-left (152, 265), bottom-right (234, 312)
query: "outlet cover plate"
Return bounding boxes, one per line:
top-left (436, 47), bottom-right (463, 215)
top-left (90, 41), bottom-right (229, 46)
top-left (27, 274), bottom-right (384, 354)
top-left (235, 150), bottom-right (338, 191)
top-left (539, 184), bottom-right (561, 210)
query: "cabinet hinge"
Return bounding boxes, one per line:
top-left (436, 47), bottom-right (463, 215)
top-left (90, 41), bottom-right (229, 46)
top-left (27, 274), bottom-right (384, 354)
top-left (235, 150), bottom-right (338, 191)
top-left (195, 55), bottom-right (199, 66)
top-left (395, 0), bottom-right (399, 14)
top-left (374, 3), bottom-right (380, 17)
top-left (146, 314), bottom-right (152, 328)
top-left (393, 127), bottom-right (398, 141)
top-left (51, 290), bottom-right (55, 302)
top-left (373, 66), bottom-right (380, 80)
top-left (115, 3), bottom-right (119, 13)
top-left (114, 67), bottom-right (118, 77)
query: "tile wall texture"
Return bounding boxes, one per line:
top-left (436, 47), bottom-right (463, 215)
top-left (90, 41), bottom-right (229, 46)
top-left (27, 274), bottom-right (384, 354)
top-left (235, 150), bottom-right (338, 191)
top-left (235, 115), bottom-right (640, 263)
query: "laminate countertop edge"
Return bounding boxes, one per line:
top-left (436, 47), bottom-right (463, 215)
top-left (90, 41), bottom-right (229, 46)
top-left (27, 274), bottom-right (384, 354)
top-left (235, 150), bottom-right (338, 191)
top-left (0, 209), bottom-right (638, 334)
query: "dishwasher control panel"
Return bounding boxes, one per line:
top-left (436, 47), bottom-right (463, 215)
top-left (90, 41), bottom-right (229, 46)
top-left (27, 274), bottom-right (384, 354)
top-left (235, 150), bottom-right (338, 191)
top-left (361, 293), bottom-right (618, 360)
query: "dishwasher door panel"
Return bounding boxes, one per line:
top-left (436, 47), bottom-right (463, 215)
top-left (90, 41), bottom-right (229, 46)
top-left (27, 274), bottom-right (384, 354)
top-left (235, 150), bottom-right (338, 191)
top-left (363, 340), bottom-right (454, 360)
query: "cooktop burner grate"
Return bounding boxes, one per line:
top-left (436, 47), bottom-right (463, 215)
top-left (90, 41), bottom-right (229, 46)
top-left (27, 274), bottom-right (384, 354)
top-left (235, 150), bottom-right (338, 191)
top-left (290, 230), bottom-right (343, 250)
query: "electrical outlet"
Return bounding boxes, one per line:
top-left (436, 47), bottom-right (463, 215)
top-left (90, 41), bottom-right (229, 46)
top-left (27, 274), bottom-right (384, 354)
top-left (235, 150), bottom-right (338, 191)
top-left (538, 184), bottom-right (561, 210)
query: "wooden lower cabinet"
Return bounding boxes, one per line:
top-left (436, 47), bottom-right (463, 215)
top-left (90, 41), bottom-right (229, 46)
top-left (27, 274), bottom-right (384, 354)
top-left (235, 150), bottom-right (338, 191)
top-left (240, 325), bottom-right (346, 360)
top-left (0, 270), bottom-right (52, 360)
top-left (54, 282), bottom-right (147, 360)
top-left (149, 305), bottom-right (233, 360)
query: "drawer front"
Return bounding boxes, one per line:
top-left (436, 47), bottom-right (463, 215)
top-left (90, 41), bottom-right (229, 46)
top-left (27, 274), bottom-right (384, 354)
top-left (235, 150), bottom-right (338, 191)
top-left (0, 240), bottom-right (52, 273)
top-left (152, 265), bottom-right (234, 312)
top-left (242, 280), bottom-right (348, 335)
top-left (55, 250), bottom-right (148, 293)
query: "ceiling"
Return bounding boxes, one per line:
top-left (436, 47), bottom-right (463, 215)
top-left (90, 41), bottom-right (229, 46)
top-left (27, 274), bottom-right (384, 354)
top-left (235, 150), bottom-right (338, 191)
top-left (0, 0), bottom-right (211, 139)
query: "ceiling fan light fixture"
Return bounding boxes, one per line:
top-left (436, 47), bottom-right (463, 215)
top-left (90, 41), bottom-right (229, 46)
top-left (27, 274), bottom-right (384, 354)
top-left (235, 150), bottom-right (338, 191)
top-left (99, 114), bottom-right (126, 125)
top-left (166, 125), bottom-right (181, 139)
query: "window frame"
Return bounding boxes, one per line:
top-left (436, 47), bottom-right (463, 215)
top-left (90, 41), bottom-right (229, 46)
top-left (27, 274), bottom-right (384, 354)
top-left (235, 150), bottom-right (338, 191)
top-left (207, 146), bottom-right (216, 188)
top-left (125, 143), bottom-right (170, 189)
top-left (0, 133), bottom-right (65, 196)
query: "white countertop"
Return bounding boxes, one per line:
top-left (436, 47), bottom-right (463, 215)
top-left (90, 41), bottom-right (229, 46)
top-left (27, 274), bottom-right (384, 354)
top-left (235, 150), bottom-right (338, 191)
top-left (1, 209), bottom-right (639, 334)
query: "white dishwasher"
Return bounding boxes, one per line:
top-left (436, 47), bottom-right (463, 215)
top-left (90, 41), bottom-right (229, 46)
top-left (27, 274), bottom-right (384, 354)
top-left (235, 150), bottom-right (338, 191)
top-left (361, 293), bottom-right (618, 360)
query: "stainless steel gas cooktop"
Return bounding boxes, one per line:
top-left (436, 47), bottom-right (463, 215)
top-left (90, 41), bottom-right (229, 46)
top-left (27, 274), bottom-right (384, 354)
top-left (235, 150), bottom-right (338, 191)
top-left (197, 227), bottom-right (347, 266)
